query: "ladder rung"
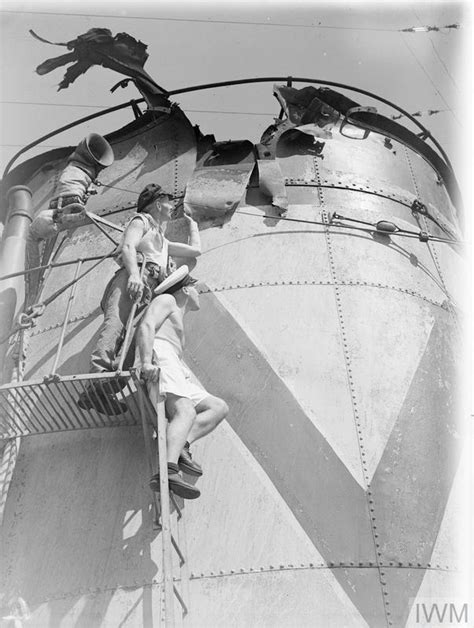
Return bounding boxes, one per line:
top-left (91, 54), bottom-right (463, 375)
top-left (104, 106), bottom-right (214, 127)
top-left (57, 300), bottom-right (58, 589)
top-left (171, 534), bottom-right (185, 566)
top-left (170, 492), bottom-right (182, 518)
top-left (173, 584), bottom-right (188, 615)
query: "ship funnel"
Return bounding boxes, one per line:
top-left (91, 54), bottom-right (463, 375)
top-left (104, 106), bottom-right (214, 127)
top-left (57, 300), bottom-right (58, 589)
top-left (70, 133), bottom-right (114, 170)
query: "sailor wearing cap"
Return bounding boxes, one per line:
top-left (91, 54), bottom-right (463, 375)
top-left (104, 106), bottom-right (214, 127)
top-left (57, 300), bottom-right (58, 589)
top-left (137, 268), bottom-right (229, 499)
top-left (78, 182), bottom-right (201, 414)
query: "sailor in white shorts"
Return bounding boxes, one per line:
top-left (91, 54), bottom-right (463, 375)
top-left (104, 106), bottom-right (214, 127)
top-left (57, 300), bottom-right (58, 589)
top-left (148, 340), bottom-right (209, 409)
top-left (137, 270), bottom-right (228, 499)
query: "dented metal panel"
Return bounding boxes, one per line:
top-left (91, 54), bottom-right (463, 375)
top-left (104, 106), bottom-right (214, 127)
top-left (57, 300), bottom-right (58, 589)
top-left (184, 140), bottom-right (255, 220)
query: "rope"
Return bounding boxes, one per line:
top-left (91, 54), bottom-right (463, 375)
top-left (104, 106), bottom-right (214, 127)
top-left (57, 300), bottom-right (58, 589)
top-left (0, 248), bottom-right (116, 346)
top-left (84, 211), bottom-right (120, 246)
top-left (40, 249), bottom-right (117, 309)
top-left (94, 181), bottom-right (140, 195)
top-left (116, 263), bottom-right (147, 372)
top-left (0, 253), bottom-right (116, 283)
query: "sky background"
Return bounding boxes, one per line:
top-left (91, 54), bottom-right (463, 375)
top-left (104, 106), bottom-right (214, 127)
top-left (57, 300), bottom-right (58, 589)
top-left (0, 0), bottom-right (471, 193)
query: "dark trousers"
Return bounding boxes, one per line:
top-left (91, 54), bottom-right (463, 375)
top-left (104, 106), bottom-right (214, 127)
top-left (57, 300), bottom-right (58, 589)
top-left (90, 267), bottom-right (159, 375)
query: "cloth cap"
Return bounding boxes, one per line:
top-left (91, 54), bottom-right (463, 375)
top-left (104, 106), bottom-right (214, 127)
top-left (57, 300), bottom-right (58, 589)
top-left (137, 183), bottom-right (174, 212)
top-left (165, 273), bottom-right (198, 295)
top-left (153, 265), bottom-right (198, 296)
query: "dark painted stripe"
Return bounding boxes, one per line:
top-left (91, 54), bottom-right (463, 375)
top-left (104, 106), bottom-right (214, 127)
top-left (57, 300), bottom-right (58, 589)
top-left (184, 290), bottom-right (387, 626)
top-left (371, 311), bottom-right (461, 626)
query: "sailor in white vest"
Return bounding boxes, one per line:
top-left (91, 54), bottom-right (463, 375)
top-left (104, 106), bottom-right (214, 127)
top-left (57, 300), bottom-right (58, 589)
top-left (78, 183), bottom-right (201, 413)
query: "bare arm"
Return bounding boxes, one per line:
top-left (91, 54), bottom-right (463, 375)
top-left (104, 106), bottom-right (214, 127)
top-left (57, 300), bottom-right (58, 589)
top-left (168, 209), bottom-right (201, 258)
top-left (121, 218), bottom-right (146, 300)
top-left (137, 294), bottom-right (176, 382)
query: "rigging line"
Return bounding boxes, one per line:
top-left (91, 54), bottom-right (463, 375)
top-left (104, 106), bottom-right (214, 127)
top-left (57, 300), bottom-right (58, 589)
top-left (412, 9), bottom-right (459, 91)
top-left (0, 101), bottom-right (277, 116)
top-left (428, 37), bottom-right (459, 90)
top-left (0, 144), bottom-right (65, 148)
top-left (95, 181), bottom-right (140, 194)
top-left (40, 249), bottom-right (116, 308)
top-left (390, 108), bottom-right (448, 120)
top-left (0, 101), bottom-right (109, 109)
top-left (0, 249), bottom-right (115, 345)
top-left (2, 9), bottom-right (400, 31)
top-left (2, 100), bottom-right (453, 120)
top-left (84, 212), bottom-right (120, 246)
top-left (400, 32), bottom-right (461, 128)
top-left (234, 209), bottom-right (462, 245)
top-left (0, 253), bottom-right (116, 284)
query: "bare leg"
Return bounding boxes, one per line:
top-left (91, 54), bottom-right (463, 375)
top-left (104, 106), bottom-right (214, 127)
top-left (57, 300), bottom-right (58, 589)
top-left (164, 393), bottom-right (196, 464)
top-left (187, 395), bottom-right (228, 445)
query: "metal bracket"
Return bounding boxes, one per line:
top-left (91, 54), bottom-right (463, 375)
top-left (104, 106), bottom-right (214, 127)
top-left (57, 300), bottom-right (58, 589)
top-left (411, 199), bottom-right (428, 216)
top-left (339, 106), bottom-right (377, 140)
top-left (314, 141), bottom-right (325, 157)
top-left (419, 230), bottom-right (430, 242)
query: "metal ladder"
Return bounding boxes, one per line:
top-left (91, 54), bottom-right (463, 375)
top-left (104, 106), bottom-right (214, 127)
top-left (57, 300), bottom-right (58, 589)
top-left (118, 262), bottom-right (191, 626)
top-left (136, 374), bottom-right (191, 627)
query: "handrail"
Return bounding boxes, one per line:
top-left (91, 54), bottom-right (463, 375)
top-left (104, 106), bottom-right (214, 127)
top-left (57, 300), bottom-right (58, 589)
top-left (0, 253), bottom-right (116, 284)
top-left (2, 76), bottom-right (454, 181)
top-left (2, 99), bottom-right (142, 180)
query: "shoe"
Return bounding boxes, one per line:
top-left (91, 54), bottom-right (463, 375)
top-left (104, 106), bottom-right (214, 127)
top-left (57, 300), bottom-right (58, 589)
top-left (178, 442), bottom-right (203, 476)
top-left (150, 463), bottom-right (200, 500)
top-left (77, 385), bottom-right (127, 416)
top-left (101, 376), bottom-right (129, 395)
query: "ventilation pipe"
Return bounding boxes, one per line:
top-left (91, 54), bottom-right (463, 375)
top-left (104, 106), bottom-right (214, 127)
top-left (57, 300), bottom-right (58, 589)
top-left (0, 186), bottom-right (33, 383)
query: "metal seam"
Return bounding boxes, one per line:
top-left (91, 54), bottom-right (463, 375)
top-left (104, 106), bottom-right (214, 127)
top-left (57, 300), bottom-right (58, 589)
top-left (322, 199), bottom-right (392, 626)
top-left (27, 311), bottom-right (97, 337)
top-left (188, 563), bottom-right (456, 579)
top-left (285, 178), bottom-right (414, 210)
top-left (284, 179), bottom-right (459, 237)
top-left (404, 148), bottom-right (460, 334)
top-left (37, 578), bottom-right (164, 604)
top-left (25, 281), bottom-right (452, 338)
top-left (172, 120), bottom-right (180, 200)
top-left (35, 562), bottom-right (458, 602)
top-left (198, 281), bottom-right (449, 309)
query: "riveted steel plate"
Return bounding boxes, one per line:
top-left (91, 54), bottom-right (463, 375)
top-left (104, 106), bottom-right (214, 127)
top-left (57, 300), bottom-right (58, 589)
top-left (0, 427), bottom-right (162, 601)
top-left (319, 127), bottom-right (419, 199)
top-left (24, 314), bottom-right (102, 379)
top-left (189, 566), bottom-right (386, 627)
top-left (403, 149), bottom-right (460, 227)
top-left (204, 285), bottom-right (364, 486)
top-left (324, 218), bottom-right (454, 306)
top-left (196, 205), bottom-right (331, 288)
top-left (384, 568), bottom-right (465, 627)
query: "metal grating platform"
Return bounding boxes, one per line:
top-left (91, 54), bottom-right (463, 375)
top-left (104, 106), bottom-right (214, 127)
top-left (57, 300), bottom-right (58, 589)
top-left (0, 372), bottom-right (155, 439)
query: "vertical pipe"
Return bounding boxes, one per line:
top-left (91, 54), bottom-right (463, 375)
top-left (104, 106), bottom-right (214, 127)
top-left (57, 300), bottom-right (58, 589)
top-left (0, 186), bottom-right (33, 525)
top-left (0, 186), bottom-right (33, 384)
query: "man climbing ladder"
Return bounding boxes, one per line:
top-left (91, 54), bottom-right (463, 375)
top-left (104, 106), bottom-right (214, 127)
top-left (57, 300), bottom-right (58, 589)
top-left (77, 182), bottom-right (201, 413)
